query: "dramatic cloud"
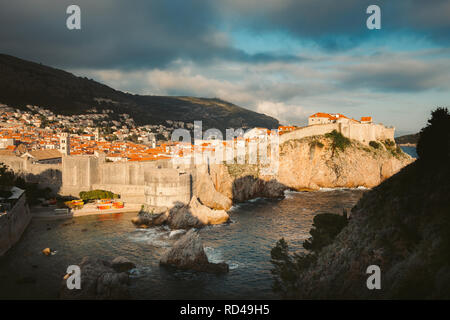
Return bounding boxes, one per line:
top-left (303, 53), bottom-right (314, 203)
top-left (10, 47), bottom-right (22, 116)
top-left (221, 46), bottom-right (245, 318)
top-left (0, 0), bottom-right (449, 133)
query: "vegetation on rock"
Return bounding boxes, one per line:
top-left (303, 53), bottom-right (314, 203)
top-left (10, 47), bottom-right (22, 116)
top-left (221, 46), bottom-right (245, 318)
top-left (369, 141), bottom-right (381, 149)
top-left (271, 108), bottom-right (450, 299)
top-left (271, 212), bottom-right (348, 297)
top-left (79, 189), bottom-right (119, 201)
top-left (325, 130), bottom-right (351, 152)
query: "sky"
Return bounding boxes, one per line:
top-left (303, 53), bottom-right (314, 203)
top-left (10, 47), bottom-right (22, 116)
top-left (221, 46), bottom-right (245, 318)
top-left (1, 0), bottom-right (449, 135)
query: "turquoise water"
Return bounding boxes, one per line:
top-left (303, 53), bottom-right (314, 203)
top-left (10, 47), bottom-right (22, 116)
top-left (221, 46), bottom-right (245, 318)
top-left (0, 189), bottom-right (365, 299)
top-left (400, 146), bottom-right (418, 158)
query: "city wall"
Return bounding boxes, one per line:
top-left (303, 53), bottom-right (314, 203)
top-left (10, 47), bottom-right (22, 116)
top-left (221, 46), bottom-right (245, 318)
top-left (61, 156), bottom-right (194, 206)
top-left (0, 193), bottom-right (31, 256)
top-left (0, 122), bottom-right (395, 208)
top-left (280, 122), bottom-right (395, 145)
top-left (0, 155), bottom-right (62, 193)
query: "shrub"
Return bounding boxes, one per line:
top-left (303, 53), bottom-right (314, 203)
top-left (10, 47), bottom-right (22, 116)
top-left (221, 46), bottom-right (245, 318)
top-left (270, 212), bottom-right (349, 297)
top-left (325, 130), bottom-right (351, 151)
top-left (369, 141), bottom-right (381, 149)
top-left (79, 189), bottom-right (119, 201)
top-left (384, 139), bottom-right (395, 147)
top-left (303, 213), bottom-right (348, 253)
top-left (417, 107), bottom-right (450, 165)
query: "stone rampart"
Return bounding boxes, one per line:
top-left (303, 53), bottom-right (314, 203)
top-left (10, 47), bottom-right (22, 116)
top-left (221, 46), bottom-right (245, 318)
top-left (0, 193), bottom-right (31, 256)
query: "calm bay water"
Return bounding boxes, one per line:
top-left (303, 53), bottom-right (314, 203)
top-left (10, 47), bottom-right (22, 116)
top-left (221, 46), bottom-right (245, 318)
top-left (0, 189), bottom-right (366, 299)
top-left (400, 145), bottom-right (418, 158)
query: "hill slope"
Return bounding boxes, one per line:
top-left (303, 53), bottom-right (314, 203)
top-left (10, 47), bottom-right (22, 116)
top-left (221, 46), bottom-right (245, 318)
top-left (0, 54), bottom-right (279, 131)
top-left (395, 133), bottom-right (420, 145)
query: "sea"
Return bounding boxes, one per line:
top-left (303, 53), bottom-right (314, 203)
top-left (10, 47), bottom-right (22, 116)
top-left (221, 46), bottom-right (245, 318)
top-left (0, 189), bottom-right (367, 299)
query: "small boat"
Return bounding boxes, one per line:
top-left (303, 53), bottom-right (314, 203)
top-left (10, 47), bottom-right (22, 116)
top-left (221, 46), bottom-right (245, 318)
top-left (97, 204), bottom-right (111, 210)
top-left (112, 201), bottom-right (124, 209)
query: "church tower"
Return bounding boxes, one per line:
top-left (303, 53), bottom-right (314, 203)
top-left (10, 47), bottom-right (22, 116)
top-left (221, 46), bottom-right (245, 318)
top-left (60, 132), bottom-right (70, 156)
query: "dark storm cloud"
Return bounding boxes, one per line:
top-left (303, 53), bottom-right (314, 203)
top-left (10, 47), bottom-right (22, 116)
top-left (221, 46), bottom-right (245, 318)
top-left (336, 58), bottom-right (450, 92)
top-left (1, 0), bottom-right (449, 70)
top-left (219, 0), bottom-right (450, 50)
top-left (0, 0), bottom-right (449, 101)
top-left (0, 0), bottom-right (303, 69)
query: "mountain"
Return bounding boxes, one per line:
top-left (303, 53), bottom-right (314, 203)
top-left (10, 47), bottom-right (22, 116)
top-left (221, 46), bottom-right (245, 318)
top-left (395, 132), bottom-right (420, 145)
top-left (0, 54), bottom-right (279, 131)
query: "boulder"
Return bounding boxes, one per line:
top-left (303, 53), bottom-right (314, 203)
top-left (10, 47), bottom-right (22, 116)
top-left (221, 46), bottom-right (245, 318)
top-left (166, 197), bottom-right (230, 229)
top-left (196, 169), bottom-right (232, 210)
top-left (167, 203), bottom-right (203, 229)
top-left (111, 256), bottom-right (136, 272)
top-left (131, 211), bottom-right (168, 228)
top-left (188, 196), bottom-right (229, 225)
top-left (59, 256), bottom-right (130, 299)
top-left (160, 229), bottom-right (229, 274)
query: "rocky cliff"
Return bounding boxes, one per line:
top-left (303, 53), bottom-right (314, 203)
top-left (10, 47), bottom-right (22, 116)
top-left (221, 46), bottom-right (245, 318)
top-left (198, 134), bottom-right (413, 206)
top-left (274, 108), bottom-right (450, 299)
top-left (277, 135), bottom-right (413, 190)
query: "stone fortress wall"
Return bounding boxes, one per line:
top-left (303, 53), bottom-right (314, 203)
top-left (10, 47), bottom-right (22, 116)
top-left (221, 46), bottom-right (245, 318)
top-left (0, 192), bottom-right (31, 256)
top-left (61, 155), bottom-right (194, 206)
top-left (0, 155), bottom-right (62, 192)
top-left (0, 121), bottom-right (395, 208)
top-left (280, 122), bottom-right (395, 145)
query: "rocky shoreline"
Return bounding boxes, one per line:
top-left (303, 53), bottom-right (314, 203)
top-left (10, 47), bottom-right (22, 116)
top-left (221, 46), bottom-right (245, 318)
top-left (59, 256), bottom-right (136, 299)
top-left (128, 134), bottom-right (414, 276)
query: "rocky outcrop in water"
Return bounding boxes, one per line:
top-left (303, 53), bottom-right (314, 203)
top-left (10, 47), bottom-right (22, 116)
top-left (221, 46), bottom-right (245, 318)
top-left (195, 166), bottom-right (232, 210)
top-left (111, 256), bottom-right (136, 273)
top-left (160, 229), bottom-right (229, 274)
top-left (132, 196), bottom-right (229, 229)
top-left (59, 256), bottom-right (134, 299)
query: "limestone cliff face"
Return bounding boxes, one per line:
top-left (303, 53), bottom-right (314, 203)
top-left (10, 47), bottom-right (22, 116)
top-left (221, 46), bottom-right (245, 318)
top-left (207, 163), bottom-right (286, 203)
top-left (196, 135), bottom-right (413, 205)
top-left (277, 136), bottom-right (413, 190)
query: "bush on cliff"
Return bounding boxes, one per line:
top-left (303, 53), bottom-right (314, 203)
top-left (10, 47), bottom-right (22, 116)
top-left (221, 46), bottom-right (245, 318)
top-left (79, 189), bottom-right (119, 202)
top-left (271, 212), bottom-right (348, 298)
top-left (303, 213), bottom-right (348, 252)
top-left (416, 107), bottom-right (450, 164)
top-left (325, 130), bottom-right (351, 152)
top-left (369, 141), bottom-right (381, 149)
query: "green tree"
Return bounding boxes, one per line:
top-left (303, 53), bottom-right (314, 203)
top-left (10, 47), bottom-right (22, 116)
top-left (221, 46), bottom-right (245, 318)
top-left (270, 211), bottom-right (348, 298)
top-left (417, 107), bottom-right (450, 165)
top-left (325, 130), bottom-right (351, 152)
